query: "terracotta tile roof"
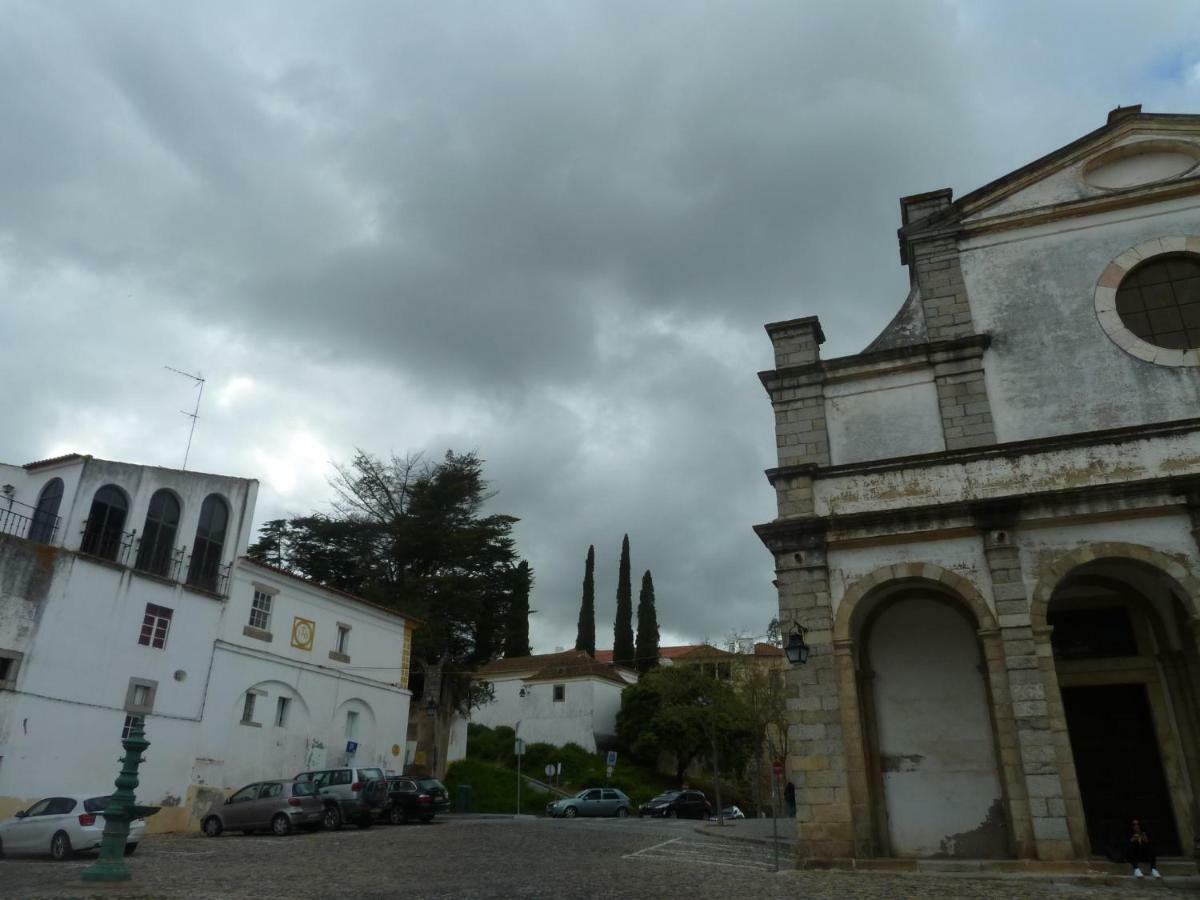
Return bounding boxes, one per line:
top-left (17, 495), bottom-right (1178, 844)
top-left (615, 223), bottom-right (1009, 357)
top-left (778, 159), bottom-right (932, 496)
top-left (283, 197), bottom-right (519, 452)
top-left (593, 644), bottom-right (717, 664)
top-left (476, 650), bottom-right (582, 677)
top-left (754, 642), bottom-right (784, 657)
top-left (23, 453), bottom-right (88, 471)
top-left (238, 557), bottom-right (424, 625)
top-left (476, 650), bottom-right (635, 686)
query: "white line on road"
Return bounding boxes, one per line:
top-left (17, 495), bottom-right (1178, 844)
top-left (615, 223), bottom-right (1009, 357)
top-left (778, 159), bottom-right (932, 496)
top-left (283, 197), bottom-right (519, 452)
top-left (623, 835), bottom-right (682, 858)
top-left (623, 836), bottom-right (776, 871)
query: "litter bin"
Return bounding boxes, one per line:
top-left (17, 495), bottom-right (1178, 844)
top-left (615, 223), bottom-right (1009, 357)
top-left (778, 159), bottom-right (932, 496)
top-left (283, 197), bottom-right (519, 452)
top-left (455, 785), bottom-right (472, 813)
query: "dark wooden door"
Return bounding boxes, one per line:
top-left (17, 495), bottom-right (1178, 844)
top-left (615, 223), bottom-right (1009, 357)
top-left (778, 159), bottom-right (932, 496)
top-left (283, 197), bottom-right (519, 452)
top-left (1062, 684), bottom-right (1180, 856)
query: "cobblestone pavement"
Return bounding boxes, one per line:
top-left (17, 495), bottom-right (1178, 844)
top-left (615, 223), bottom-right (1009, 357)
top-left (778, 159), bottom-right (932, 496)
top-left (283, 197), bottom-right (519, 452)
top-left (1, 816), bottom-right (1194, 899)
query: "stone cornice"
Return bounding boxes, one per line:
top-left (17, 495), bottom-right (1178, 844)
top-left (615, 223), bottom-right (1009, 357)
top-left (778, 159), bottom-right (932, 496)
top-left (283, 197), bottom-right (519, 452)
top-left (960, 176), bottom-right (1200, 241)
top-left (754, 472), bottom-right (1200, 551)
top-left (758, 333), bottom-right (990, 394)
top-left (766, 416), bottom-right (1200, 486)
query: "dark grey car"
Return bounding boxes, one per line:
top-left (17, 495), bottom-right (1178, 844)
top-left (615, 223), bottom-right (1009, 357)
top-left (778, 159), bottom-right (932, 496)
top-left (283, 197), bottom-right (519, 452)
top-left (201, 781), bottom-right (323, 837)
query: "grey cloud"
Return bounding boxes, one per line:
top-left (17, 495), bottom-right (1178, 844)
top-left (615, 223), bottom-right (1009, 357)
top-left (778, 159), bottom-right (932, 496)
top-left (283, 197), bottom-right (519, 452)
top-left (2, 0), bottom-right (1198, 649)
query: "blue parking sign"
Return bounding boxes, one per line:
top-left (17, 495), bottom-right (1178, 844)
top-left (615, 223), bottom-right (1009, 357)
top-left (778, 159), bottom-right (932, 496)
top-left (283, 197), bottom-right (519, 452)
top-left (346, 740), bottom-right (359, 754)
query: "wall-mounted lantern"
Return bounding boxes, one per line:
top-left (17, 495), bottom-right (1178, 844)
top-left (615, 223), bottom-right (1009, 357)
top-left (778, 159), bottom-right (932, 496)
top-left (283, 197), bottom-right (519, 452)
top-left (785, 624), bottom-right (810, 666)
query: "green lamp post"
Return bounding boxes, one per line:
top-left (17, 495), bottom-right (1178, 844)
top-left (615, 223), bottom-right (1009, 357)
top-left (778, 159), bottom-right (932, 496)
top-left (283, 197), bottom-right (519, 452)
top-left (81, 717), bottom-right (160, 883)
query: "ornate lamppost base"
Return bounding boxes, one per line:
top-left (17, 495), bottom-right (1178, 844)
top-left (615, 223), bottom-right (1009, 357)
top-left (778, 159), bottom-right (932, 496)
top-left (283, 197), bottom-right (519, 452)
top-left (80, 717), bottom-right (159, 885)
top-left (81, 860), bottom-right (132, 882)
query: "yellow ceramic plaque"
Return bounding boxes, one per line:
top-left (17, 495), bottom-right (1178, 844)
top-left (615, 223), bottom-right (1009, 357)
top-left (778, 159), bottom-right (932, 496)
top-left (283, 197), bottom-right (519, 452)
top-left (291, 616), bottom-right (316, 651)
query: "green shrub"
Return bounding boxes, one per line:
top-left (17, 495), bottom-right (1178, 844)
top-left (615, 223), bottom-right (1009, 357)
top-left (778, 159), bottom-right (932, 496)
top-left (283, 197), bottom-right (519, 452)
top-left (444, 758), bottom-right (551, 815)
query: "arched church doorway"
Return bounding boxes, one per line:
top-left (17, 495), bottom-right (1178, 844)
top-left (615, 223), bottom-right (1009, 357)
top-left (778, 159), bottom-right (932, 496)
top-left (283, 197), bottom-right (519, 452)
top-left (1047, 558), bottom-right (1199, 857)
top-left (862, 592), bottom-right (1009, 858)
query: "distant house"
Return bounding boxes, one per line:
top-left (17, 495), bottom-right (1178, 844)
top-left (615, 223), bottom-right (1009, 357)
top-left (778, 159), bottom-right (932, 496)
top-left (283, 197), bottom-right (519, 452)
top-left (596, 642), bottom-right (785, 684)
top-left (462, 650), bottom-right (637, 755)
top-left (0, 454), bottom-right (416, 833)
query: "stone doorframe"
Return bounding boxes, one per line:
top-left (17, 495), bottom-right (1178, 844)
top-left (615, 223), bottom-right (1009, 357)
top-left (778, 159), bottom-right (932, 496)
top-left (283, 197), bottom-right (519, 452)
top-left (832, 563), bottom-right (1030, 858)
top-left (1029, 542), bottom-right (1200, 858)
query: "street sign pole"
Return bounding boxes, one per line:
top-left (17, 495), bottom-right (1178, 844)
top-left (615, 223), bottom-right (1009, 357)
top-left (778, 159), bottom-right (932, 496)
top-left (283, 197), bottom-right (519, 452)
top-left (514, 722), bottom-right (523, 817)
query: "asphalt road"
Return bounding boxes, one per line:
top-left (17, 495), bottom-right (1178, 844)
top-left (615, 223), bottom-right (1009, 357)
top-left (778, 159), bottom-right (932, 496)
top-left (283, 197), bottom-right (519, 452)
top-left (0, 815), bottom-right (1190, 899)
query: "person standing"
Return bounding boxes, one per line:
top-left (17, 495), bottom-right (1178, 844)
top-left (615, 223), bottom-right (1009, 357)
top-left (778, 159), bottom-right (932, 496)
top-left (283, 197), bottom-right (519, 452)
top-left (1127, 819), bottom-right (1161, 878)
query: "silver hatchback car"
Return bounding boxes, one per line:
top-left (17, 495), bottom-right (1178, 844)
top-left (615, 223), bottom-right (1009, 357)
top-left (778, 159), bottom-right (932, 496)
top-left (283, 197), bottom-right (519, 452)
top-left (201, 780), bottom-right (323, 837)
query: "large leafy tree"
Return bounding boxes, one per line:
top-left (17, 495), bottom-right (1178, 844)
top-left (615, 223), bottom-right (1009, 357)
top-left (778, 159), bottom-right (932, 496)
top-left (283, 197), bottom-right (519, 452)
top-left (612, 534), bottom-right (634, 667)
top-left (634, 569), bottom-right (660, 673)
top-left (616, 665), bottom-right (756, 786)
top-left (574, 545), bottom-right (596, 656)
top-left (247, 450), bottom-right (528, 709)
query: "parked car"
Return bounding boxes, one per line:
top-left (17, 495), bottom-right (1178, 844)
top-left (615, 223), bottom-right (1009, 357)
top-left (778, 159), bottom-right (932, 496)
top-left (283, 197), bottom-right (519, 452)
top-left (294, 766), bottom-right (388, 830)
top-left (201, 780), bottom-right (323, 837)
top-left (410, 777), bottom-right (451, 817)
top-left (638, 790), bottom-right (711, 819)
top-left (546, 788), bottom-right (632, 818)
top-left (380, 777), bottom-right (440, 824)
top-left (0, 794), bottom-right (145, 860)
top-left (709, 805), bottom-right (746, 821)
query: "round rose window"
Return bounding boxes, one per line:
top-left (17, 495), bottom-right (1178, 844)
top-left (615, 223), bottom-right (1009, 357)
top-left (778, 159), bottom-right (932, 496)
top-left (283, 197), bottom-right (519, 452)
top-left (1114, 254), bottom-right (1200, 350)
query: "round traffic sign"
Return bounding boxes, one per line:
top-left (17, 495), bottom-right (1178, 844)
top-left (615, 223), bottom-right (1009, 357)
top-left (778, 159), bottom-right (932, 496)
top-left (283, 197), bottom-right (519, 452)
top-left (544, 764), bottom-right (555, 777)
top-left (772, 761), bottom-right (784, 778)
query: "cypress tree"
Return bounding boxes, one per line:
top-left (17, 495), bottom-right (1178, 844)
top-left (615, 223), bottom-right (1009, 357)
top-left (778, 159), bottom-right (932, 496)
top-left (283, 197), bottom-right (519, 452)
top-left (634, 569), bottom-right (660, 674)
top-left (574, 545), bottom-right (596, 655)
top-left (503, 560), bottom-right (533, 657)
top-left (613, 534), bottom-right (635, 667)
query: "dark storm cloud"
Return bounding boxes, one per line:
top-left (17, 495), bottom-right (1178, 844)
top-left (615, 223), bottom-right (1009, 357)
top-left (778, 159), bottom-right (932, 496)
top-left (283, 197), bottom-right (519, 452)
top-left (2, 0), bottom-right (1197, 649)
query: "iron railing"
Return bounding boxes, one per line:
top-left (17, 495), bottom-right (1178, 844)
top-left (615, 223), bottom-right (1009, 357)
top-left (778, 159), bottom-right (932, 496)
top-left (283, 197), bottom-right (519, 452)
top-left (1, 498), bottom-right (61, 545)
top-left (74, 522), bottom-right (231, 598)
top-left (79, 519), bottom-right (136, 566)
top-left (132, 540), bottom-right (186, 581)
top-left (185, 558), bottom-right (231, 596)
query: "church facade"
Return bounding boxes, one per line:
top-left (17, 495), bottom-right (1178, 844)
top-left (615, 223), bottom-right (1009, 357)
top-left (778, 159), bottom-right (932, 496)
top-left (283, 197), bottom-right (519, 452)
top-left (756, 106), bottom-right (1200, 864)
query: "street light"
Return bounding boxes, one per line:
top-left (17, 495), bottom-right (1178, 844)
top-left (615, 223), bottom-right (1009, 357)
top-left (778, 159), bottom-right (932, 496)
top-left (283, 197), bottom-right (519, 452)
top-left (425, 697), bottom-right (439, 779)
top-left (784, 624), bottom-right (809, 666)
top-left (694, 696), bottom-right (725, 827)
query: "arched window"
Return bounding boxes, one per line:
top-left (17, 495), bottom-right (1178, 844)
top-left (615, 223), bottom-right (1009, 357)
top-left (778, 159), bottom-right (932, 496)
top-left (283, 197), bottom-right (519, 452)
top-left (81, 485), bottom-right (129, 561)
top-left (27, 478), bottom-right (64, 544)
top-left (135, 490), bottom-right (181, 578)
top-left (187, 494), bottom-right (229, 592)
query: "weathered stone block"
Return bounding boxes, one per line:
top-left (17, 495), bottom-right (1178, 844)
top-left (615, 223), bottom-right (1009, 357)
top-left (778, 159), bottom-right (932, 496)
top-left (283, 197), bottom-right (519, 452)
top-left (1031, 816), bottom-right (1070, 841)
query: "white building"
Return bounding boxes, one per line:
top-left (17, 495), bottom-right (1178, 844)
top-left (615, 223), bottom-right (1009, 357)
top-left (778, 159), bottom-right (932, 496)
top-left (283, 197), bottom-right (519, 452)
top-left (462, 651), bottom-right (637, 756)
top-left (0, 454), bottom-right (416, 833)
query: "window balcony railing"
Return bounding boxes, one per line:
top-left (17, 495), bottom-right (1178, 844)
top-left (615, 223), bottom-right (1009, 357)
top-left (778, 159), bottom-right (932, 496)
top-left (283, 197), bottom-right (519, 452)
top-left (133, 541), bottom-right (186, 582)
top-left (74, 522), bottom-right (231, 598)
top-left (185, 558), bottom-right (231, 597)
top-left (0, 499), bottom-right (61, 545)
top-left (79, 519), bottom-right (136, 565)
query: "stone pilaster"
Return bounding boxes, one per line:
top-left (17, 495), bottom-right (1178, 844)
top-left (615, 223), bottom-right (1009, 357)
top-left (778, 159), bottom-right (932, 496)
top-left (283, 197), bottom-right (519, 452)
top-left (762, 318), bottom-right (830, 469)
top-left (911, 233), bottom-right (975, 342)
top-left (775, 535), bottom-right (855, 861)
top-left (932, 341), bottom-right (997, 450)
top-left (977, 627), bottom-right (1035, 858)
top-left (980, 525), bottom-right (1085, 859)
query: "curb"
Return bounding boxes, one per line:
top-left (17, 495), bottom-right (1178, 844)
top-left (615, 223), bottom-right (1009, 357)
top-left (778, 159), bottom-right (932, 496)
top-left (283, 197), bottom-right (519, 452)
top-left (691, 827), bottom-right (1200, 888)
top-left (692, 824), bottom-right (796, 850)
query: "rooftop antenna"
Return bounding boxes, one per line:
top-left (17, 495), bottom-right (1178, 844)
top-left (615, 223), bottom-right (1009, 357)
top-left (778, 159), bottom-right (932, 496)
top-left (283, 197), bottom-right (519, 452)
top-left (164, 366), bottom-right (205, 470)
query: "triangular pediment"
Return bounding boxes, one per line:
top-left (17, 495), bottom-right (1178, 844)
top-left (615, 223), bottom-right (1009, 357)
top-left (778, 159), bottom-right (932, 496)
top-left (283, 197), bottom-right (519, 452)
top-left (903, 110), bottom-right (1200, 237)
top-left (961, 113), bottom-right (1200, 226)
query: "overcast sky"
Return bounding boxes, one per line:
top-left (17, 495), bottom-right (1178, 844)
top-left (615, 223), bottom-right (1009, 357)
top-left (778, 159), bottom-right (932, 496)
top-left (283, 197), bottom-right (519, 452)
top-left (2, 1), bottom-right (1197, 653)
